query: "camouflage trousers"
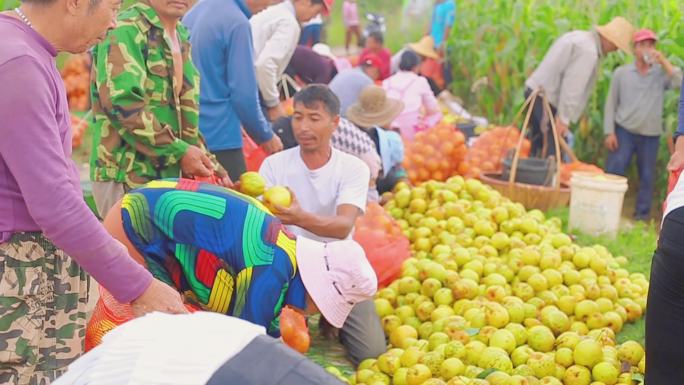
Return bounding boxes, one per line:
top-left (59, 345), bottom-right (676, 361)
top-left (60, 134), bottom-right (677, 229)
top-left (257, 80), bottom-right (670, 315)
top-left (0, 233), bottom-right (89, 385)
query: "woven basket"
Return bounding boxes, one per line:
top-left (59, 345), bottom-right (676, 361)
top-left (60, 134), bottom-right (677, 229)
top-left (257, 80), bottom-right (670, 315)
top-left (480, 173), bottom-right (570, 211)
top-left (480, 89), bottom-right (573, 211)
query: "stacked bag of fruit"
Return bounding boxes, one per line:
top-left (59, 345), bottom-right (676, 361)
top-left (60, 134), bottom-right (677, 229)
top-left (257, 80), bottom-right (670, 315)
top-left (335, 177), bottom-right (647, 384)
top-left (354, 202), bottom-right (411, 288)
top-left (403, 122), bottom-right (468, 184)
top-left (61, 53), bottom-right (91, 111)
top-left (458, 126), bottom-right (531, 179)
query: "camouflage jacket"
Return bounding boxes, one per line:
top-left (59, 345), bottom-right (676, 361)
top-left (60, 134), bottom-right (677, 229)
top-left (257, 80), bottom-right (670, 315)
top-left (89, 1), bottom-right (223, 187)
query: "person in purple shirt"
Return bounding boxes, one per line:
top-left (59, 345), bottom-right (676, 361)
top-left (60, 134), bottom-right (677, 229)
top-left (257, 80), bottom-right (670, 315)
top-left (283, 45), bottom-right (338, 98)
top-left (668, 79), bottom-right (684, 171)
top-left (0, 0), bottom-right (187, 382)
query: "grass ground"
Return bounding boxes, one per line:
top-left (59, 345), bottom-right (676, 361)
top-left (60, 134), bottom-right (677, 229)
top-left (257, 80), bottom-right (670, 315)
top-left (547, 207), bottom-right (657, 345)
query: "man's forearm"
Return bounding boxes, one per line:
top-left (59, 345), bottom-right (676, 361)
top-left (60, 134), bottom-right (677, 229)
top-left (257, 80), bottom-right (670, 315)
top-left (296, 211), bottom-right (355, 240)
top-left (661, 56), bottom-right (676, 78)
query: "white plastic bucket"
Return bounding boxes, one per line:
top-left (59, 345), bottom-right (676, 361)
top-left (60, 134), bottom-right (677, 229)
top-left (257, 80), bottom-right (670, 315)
top-left (568, 172), bottom-right (628, 238)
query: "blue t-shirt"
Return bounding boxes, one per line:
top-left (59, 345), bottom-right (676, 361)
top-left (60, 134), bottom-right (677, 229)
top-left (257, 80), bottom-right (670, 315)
top-left (121, 178), bottom-right (306, 337)
top-left (183, 0), bottom-right (273, 151)
top-left (329, 68), bottom-right (374, 118)
top-left (431, 1), bottom-right (456, 48)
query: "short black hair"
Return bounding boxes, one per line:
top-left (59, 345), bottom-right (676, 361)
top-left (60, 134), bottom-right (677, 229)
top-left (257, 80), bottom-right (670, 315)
top-left (293, 84), bottom-right (341, 116)
top-left (368, 31), bottom-right (384, 45)
top-left (399, 50), bottom-right (421, 71)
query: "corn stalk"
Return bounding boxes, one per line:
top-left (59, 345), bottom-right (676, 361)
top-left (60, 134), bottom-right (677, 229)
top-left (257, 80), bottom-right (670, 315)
top-left (448, 0), bottom-right (684, 201)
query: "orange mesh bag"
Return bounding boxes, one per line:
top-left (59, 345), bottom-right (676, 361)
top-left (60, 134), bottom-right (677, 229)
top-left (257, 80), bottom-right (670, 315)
top-left (403, 121), bottom-right (467, 184)
top-left (85, 286), bottom-right (199, 351)
top-left (560, 161), bottom-right (604, 186)
top-left (459, 126), bottom-right (530, 178)
top-left (353, 203), bottom-right (410, 288)
top-left (280, 306), bottom-right (310, 353)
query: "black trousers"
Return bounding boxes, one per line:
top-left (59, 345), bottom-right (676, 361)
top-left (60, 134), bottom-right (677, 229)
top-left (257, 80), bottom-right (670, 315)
top-left (524, 88), bottom-right (559, 158)
top-left (214, 148), bottom-right (248, 182)
top-left (646, 206), bottom-right (684, 384)
top-left (207, 335), bottom-right (344, 385)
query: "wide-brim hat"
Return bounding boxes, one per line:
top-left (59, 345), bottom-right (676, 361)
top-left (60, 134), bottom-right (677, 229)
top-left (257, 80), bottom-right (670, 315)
top-left (347, 85), bottom-right (405, 128)
top-left (596, 16), bottom-right (635, 55)
top-left (408, 36), bottom-right (439, 60)
top-left (296, 237), bottom-right (377, 328)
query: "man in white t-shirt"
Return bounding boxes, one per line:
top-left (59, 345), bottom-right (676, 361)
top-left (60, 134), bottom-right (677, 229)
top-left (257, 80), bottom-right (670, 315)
top-left (260, 84), bottom-right (385, 365)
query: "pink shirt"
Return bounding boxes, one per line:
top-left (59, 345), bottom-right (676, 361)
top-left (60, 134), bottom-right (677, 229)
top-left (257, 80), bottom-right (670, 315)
top-left (383, 71), bottom-right (443, 140)
top-left (0, 15), bottom-right (152, 303)
top-left (343, 1), bottom-right (359, 26)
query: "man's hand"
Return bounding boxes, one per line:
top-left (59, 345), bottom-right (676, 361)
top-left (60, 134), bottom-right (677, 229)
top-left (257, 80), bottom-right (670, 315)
top-left (668, 150), bottom-right (684, 171)
top-left (652, 50), bottom-right (665, 64)
top-left (554, 117), bottom-right (569, 137)
top-left (214, 167), bottom-right (234, 188)
top-left (131, 278), bottom-right (189, 317)
top-left (604, 133), bottom-right (619, 152)
top-left (180, 145), bottom-right (213, 178)
top-left (267, 104), bottom-right (286, 122)
top-left (260, 135), bottom-right (284, 154)
top-left (273, 189), bottom-right (306, 225)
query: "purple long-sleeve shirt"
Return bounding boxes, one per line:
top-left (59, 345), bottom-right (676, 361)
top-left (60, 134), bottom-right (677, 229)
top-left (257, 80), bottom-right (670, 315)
top-left (0, 16), bottom-right (152, 303)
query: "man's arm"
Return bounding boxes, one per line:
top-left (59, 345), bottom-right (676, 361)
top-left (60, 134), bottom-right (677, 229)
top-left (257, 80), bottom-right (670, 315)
top-left (92, 26), bottom-right (191, 165)
top-left (228, 22), bottom-right (280, 152)
top-left (0, 56), bottom-right (153, 303)
top-left (668, 82), bottom-right (684, 170)
top-left (275, 198), bottom-right (362, 240)
top-left (557, 48), bottom-right (598, 127)
top-left (274, 160), bottom-right (370, 239)
top-left (254, 18), bottom-right (300, 109)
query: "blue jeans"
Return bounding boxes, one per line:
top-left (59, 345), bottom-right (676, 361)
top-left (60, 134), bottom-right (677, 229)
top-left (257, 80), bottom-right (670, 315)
top-left (299, 24), bottom-right (322, 46)
top-left (604, 124), bottom-right (660, 219)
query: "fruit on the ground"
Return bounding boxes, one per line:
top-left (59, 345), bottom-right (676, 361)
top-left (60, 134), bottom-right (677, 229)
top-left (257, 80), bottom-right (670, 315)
top-left (343, 178), bottom-right (648, 385)
top-left (263, 186), bottom-right (292, 212)
top-left (617, 340), bottom-right (645, 366)
top-left (573, 340), bottom-right (603, 368)
top-left (239, 172), bottom-right (266, 197)
top-left (591, 361), bottom-right (619, 385)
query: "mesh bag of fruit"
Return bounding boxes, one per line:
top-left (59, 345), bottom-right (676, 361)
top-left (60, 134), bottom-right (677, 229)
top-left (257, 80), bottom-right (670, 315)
top-left (458, 126), bottom-right (531, 179)
top-left (403, 121), bottom-right (467, 184)
top-left (353, 202), bottom-right (410, 288)
top-left (85, 286), bottom-right (198, 351)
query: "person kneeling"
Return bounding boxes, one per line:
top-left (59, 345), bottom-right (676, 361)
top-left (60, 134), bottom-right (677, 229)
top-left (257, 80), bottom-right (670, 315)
top-left (102, 178), bottom-right (377, 337)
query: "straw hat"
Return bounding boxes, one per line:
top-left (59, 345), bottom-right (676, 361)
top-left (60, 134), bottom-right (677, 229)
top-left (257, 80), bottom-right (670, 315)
top-left (408, 36), bottom-right (439, 60)
top-left (596, 17), bottom-right (636, 55)
top-left (347, 85), bottom-right (405, 128)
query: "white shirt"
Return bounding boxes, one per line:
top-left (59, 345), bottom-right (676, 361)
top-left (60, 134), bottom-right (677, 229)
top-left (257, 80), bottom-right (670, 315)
top-left (250, 1), bottom-right (301, 107)
top-left (53, 312), bottom-right (265, 385)
top-left (259, 146), bottom-right (370, 242)
top-left (525, 30), bottom-right (603, 125)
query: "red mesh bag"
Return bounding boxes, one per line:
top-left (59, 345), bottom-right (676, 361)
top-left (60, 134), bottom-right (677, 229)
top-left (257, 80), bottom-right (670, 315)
top-left (353, 203), bottom-right (410, 288)
top-left (85, 286), bottom-right (198, 351)
top-left (242, 130), bottom-right (267, 172)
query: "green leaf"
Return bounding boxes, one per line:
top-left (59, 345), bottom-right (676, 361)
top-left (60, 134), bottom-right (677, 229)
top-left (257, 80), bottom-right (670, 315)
top-left (465, 328), bottom-right (480, 336)
top-left (477, 368), bottom-right (498, 379)
top-left (632, 373), bottom-right (645, 383)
